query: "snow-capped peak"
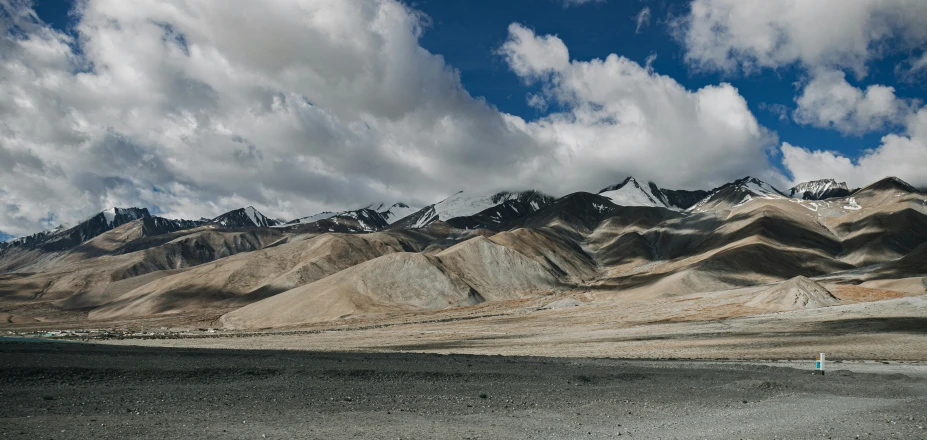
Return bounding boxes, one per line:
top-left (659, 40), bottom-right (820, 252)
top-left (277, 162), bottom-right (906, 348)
top-left (432, 191), bottom-right (548, 221)
top-left (430, 192), bottom-right (495, 221)
top-left (598, 177), bottom-right (667, 208)
top-left (687, 177), bottom-right (786, 212)
top-left (788, 179), bottom-right (850, 200)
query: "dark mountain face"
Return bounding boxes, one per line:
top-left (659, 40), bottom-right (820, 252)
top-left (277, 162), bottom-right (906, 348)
top-left (647, 182), bottom-right (710, 210)
top-left (788, 179), bottom-right (852, 200)
top-left (859, 177), bottom-right (922, 195)
top-left (141, 217), bottom-right (205, 237)
top-left (388, 206), bottom-right (437, 230)
top-left (444, 199), bottom-right (538, 230)
top-left (210, 207), bottom-right (279, 228)
top-left (796, 187), bottom-right (851, 200)
top-left (441, 191), bottom-right (557, 230)
top-left (1, 207), bottom-right (152, 252)
top-left (519, 192), bottom-right (619, 234)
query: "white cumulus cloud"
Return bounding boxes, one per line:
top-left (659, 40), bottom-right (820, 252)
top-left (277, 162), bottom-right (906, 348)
top-left (500, 23), bottom-right (783, 192)
top-left (0, 0), bottom-right (543, 236)
top-left (793, 70), bottom-right (910, 135)
top-left (676, 0), bottom-right (927, 75)
top-left (782, 106), bottom-right (927, 188)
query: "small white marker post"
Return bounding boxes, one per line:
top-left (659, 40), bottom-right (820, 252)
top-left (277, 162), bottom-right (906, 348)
top-left (816, 352), bottom-right (825, 376)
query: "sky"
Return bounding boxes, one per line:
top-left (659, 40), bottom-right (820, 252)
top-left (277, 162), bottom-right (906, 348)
top-left (1, 0), bottom-right (927, 238)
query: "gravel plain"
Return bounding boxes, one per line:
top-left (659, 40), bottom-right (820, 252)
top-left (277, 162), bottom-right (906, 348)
top-left (2, 341), bottom-right (926, 439)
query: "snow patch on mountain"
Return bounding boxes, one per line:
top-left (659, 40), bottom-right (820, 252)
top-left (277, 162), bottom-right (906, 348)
top-left (283, 212), bottom-right (337, 226)
top-left (734, 195), bottom-right (753, 208)
top-left (282, 202), bottom-right (420, 229)
top-left (410, 207), bottom-right (439, 229)
top-left (843, 198), bottom-right (861, 210)
top-left (244, 207), bottom-right (261, 227)
top-left (396, 191), bottom-right (554, 229)
top-left (433, 192), bottom-right (505, 221)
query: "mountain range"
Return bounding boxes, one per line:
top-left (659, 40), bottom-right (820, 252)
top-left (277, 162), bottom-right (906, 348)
top-left (1, 176), bottom-right (924, 331)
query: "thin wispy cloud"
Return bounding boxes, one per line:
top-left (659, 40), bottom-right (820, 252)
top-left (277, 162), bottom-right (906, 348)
top-left (561, 0), bottom-right (605, 8)
top-left (634, 7), bottom-right (651, 34)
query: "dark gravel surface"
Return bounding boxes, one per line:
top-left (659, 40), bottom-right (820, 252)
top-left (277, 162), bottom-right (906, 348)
top-left (1, 341), bottom-right (926, 439)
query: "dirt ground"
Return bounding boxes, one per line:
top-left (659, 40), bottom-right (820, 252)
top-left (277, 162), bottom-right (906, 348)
top-left (2, 341), bottom-right (926, 439)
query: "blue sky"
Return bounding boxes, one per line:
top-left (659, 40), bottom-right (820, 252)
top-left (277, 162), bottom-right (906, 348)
top-left (411, 0), bottom-right (923, 172)
top-left (2, 0), bottom-right (926, 238)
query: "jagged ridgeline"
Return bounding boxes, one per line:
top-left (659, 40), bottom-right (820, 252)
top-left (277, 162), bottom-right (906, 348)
top-left (0, 176), bottom-right (924, 330)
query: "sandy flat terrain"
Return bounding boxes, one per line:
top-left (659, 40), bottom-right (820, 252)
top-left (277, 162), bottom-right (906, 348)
top-left (2, 341), bottom-right (926, 439)
top-left (78, 291), bottom-right (927, 361)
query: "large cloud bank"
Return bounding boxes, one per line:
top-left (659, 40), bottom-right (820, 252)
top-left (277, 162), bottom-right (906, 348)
top-left (0, 0), bottom-right (784, 236)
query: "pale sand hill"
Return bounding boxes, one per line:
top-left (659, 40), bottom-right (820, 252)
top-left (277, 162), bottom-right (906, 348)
top-left (602, 268), bottom-right (742, 300)
top-left (220, 253), bottom-right (482, 329)
top-left (434, 236), bottom-right (560, 301)
top-left (487, 228), bottom-right (598, 282)
top-left (746, 276), bottom-right (839, 311)
top-left (221, 236), bottom-right (567, 329)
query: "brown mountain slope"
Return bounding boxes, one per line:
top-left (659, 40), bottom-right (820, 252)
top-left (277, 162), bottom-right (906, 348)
top-left (220, 228), bottom-right (600, 329)
top-left (85, 232), bottom-right (428, 320)
top-left (0, 228), bottom-right (284, 302)
top-left (219, 252), bottom-right (483, 329)
top-left (434, 236), bottom-right (561, 301)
